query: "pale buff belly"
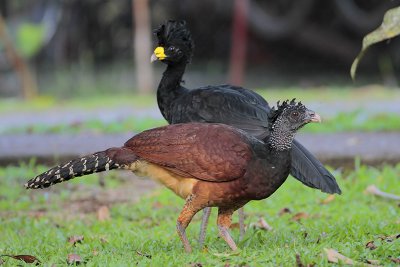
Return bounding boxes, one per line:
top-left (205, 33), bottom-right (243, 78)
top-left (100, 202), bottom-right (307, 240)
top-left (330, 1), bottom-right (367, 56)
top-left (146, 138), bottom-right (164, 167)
top-left (125, 160), bottom-right (197, 199)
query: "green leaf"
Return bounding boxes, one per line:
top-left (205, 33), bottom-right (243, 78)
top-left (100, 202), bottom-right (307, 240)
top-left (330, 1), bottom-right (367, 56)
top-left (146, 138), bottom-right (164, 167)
top-left (351, 6), bottom-right (400, 80)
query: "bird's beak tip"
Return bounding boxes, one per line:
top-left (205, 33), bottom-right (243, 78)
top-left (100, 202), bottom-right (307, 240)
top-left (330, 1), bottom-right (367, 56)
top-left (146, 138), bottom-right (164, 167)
top-left (310, 112), bottom-right (322, 123)
top-left (150, 53), bottom-right (158, 63)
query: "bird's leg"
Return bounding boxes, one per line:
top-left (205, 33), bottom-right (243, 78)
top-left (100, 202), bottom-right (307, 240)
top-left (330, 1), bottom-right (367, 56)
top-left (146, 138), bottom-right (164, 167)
top-left (217, 208), bottom-right (237, 251)
top-left (198, 207), bottom-right (211, 248)
top-left (176, 194), bottom-right (202, 253)
top-left (238, 207), bottom-right (245, 240)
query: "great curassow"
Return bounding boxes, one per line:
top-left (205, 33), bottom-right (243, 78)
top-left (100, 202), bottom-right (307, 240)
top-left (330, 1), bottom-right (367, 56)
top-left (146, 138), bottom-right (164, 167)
top-left (26, 100), bottom-right (320, 252)
top-left (150, 20), bottom-right (341, 245)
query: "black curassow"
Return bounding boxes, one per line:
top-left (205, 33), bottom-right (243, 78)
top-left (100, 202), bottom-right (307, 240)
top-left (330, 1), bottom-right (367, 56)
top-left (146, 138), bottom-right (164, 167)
top-left (26, 100), bottom-right (321, 252)
top-left (150, 20), bottom-right (341, 245)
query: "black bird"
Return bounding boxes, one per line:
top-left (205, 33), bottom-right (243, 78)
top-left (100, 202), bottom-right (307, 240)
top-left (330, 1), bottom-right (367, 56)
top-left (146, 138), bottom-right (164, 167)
top-left (26, 100), bottom-right (321, 252)
top-left (150, 20), bottom-right (341, 246)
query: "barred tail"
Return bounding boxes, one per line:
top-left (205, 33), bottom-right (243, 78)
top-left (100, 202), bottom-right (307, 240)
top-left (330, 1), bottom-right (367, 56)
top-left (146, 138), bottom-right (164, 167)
top-left (25, 150), bottom-right (121, 189)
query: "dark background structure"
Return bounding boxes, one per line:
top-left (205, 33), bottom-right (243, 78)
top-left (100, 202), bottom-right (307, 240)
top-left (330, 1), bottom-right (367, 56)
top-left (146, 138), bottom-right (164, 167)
top-left (0, 0), bottom-right (399, 98)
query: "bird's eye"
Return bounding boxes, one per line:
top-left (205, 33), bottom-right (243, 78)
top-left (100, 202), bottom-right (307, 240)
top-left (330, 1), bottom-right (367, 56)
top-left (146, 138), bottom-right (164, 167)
top-left (292, 111), bottom-right (299, 117)
top-left (169, 46), bottom-right (176, 52)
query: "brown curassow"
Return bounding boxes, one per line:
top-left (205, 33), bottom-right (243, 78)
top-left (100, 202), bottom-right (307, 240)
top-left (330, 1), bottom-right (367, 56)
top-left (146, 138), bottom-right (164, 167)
top-left (150, 20), bottom-right (341, 245)
top-left (26, 100), bottom-right (321, 252)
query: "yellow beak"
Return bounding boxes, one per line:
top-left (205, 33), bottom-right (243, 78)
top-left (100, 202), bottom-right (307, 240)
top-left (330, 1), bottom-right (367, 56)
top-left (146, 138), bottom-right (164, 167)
top-left (150, 46), bottom-right (166, 62)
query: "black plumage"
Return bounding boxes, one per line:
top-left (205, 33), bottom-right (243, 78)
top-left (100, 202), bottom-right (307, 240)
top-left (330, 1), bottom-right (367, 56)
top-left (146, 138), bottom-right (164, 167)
top-left (151, 20), bottom-right (341, 194)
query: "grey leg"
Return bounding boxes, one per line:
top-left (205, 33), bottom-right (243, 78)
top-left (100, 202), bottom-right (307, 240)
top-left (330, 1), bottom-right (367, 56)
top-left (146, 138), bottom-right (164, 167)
top-left (198, 207), bottom-right (211, 248)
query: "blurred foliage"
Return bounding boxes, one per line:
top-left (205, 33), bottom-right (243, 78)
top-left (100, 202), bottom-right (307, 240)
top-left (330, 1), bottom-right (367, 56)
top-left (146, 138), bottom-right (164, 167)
top-left (16, 23), bottom-right (45, 58)
top-left (351, 6), bottom-right (400, 80)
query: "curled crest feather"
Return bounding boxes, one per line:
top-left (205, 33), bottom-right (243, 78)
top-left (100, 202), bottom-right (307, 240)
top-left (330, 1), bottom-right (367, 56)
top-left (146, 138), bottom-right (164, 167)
top-left (268, 98), bottom-right (305, 122)
top-left (154, 20), bottom-right (194, 60)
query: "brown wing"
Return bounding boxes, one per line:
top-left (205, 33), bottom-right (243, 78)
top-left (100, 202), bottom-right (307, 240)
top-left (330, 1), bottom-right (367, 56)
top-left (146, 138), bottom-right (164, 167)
top-left (124, 123), bottom-right (252, 182)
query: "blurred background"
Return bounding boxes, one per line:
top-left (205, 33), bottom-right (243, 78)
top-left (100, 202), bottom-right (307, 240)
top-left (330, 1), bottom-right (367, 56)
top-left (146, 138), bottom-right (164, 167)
top-left (0, 0), bottom-right (399, 99)
top-left (0, 0), bottom-right (399, 165)
top-left (0, 2), bottom-right (399, 264)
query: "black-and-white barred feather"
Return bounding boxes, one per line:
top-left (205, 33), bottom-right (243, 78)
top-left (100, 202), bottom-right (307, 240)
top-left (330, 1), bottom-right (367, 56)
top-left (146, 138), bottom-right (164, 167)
top-left (25, 151), bottom-right (120, 189)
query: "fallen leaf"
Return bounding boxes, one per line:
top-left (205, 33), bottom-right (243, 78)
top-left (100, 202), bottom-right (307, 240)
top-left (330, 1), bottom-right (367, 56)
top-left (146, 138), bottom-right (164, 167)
top-left (97, 205), bottom-right (110, 221)
top-left (367, 259), bottom-right (380, 265)
top-left (320, 195), bottom-right (335, 205)
top-left (190, 263), bottom-right (203, 267)
top-left (296, 254), bottom-right (304, 267)
top-left (0, 254), bottom-right (40, 264)
top-left (323, 248), bottom-right (380, 267)
top-left (0, 258), bottom-right (3, 265)
top-left (291, 212), bottom-right (309, 221)
top-left (365, 185), bottom-right (400, 200)
top-left (230, 222), bottom-right (240, 229)
top-left (68, 235), bottom-right (84, 246)
top-left (152, 201), bottom-right (163, 209)
top-left (379, 234), bottom-right (400, 242)
top-left (92, 250), bottom-right (99, 256)
top-left (67, 254), bottom-right (82, 265)
top-left (100, 237), bottom-right (108, 243)
top-left (365, 241), bottom-right (377, 250)
top-left (391, 257), bottom-right (400, 264)
top-left (136, 251), bottom-right (151, 259)
top-left (257, 217), bottom-right (273, 231)
top-left (278, 207), bottom-right (291, 216)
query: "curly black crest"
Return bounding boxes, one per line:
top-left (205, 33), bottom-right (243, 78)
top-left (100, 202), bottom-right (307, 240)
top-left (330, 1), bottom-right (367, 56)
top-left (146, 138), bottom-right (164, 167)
top-left (268, 99), bottom-right (305, 122)
top-left (154, 20), bottom-right (194, 51)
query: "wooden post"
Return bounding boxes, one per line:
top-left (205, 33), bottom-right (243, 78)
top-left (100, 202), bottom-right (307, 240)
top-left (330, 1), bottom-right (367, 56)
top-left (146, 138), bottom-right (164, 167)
top-left (0, 13), bottom-right (37, 99)
top-left (132, 0), bottom-right (153, 94)
top-left (228, 0), bottom-right (249, 86)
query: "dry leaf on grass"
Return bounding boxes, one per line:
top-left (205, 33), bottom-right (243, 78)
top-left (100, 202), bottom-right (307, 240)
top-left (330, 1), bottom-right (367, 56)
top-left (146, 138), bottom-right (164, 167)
top-left (152, 201), bottom-right (163, 209)
top-left (295, 254), bottom-right (304, 267)
top-left (230, 222), bottom-right (240, 229)
top-left (0, 254), bottom-right (40, 264)
top-left (367, 259), bottom-right (380, 265)
top-left (379, 233), bottom-right (400, 242)
top-left (100, 237), bottom-right (108, 243)
top-left (320, 195), bottom-right (335, 205)
top-left (257, 217), bottom-right (273, 231)
top-left (68, 235), bottom-right (84, 246)
top-left (136, 251), bottom-right (152, 259)
top-left (391, 257), bottom-right (400, 264)
top-left (365, 185), bottom-right (400, 200)
top-left (67, 254), bottom-right (82, 265)
top-left (295, 254), bottom-right (315, 267)
top-left (323, 248), bottom-right (381, 267)
top-left (97, 205), bottom-right (110, 221)
top-left (291, 212), bottom-right (309, 221)
top-left (278, 207), bottom-right (291, 216)
top-left (365, 241), bottom-right (377, 250)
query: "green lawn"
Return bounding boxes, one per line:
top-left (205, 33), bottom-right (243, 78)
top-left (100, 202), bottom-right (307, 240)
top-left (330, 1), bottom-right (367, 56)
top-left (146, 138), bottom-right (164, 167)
top-left (0, 163), bottom-right (399, 266)
top-left (3, 110), bottom-right (400, 135)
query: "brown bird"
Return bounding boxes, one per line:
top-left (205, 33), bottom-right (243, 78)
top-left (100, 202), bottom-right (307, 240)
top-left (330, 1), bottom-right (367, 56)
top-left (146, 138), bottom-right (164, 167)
top-left (25, 100), bottom-right (321, 252)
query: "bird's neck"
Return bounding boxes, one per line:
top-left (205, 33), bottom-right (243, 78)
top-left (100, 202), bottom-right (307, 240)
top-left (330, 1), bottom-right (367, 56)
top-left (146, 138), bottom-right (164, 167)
top-left (266, 127), bottom-right (295, 151)
top-left (157, 63), bottom-right (188, 121)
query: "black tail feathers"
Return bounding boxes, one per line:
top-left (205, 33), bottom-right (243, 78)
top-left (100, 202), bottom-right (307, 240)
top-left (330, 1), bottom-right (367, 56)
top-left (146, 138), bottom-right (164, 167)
top-left (25, 151), bottom-right (120, 189)
top-left (290, 140), bottom-right (341, 194)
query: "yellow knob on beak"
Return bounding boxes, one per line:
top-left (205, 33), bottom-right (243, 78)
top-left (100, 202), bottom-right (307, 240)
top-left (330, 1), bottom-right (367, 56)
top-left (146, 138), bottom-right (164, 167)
top-left (150, 46), bottom-right (166, 62)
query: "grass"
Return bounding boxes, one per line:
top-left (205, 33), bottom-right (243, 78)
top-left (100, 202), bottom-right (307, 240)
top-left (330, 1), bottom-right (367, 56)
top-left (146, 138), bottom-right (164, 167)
top-left (0, 162), bottom-right (399, 266)
top-left (3, 110), bottom-right (400, 135)
top-left (0, 85), bottom-right (399, 114)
